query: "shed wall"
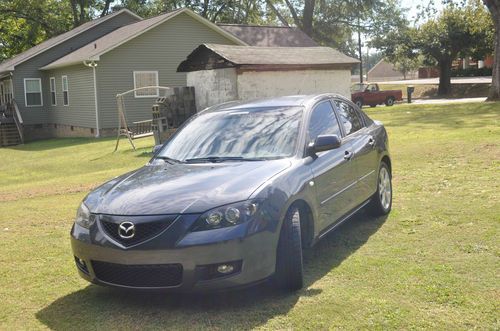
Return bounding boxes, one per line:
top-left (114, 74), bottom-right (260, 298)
top-left (187, 68), bottom-right (238, 110)
top-left (237, 69), bottom-right (351, 100)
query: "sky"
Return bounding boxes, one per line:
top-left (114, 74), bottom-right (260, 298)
top-left (400, 0), bottom-right (445, 22)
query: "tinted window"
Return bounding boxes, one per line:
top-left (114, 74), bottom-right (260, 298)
top-left (335, 100), bottom-right (364, 135)
top-left (308, 101), bottom-right (341, 140)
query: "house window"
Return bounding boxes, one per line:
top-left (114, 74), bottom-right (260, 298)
top-left (0, 82), bottom-right (4, 105)
top-left (50, 77), bottom-right (57, 106)
top-left (133, 71), bottom-right (159, 98)
top-left (24, 78), bottom-right (42, 107)
top-left (62, 75), bottom-right (69, 106)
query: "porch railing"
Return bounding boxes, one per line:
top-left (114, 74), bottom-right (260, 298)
top-left (10, 100), bottom-right (24, 144)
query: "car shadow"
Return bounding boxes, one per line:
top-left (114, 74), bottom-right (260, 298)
top-left (36, 211), bottom-right (387, 330)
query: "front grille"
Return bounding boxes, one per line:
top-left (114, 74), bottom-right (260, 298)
top-left (92, 260), bottom-right (183, 287)
top-left (100, 217), bottom-right (175, 247)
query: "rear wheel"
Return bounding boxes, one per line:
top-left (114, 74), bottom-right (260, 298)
top-left (354, 98), bottom-right (363, 108)
top-left (385, 97), bottom-right (395, 106)
top-left (275, 207), bottom-right (303, 291)
top-left (367, 162), bottom-right (392, 216)
top-left (370, 104), bottom-right (377, 108)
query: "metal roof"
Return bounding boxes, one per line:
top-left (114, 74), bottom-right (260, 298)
top-left (217, 24), bottom-right (318, 47)
top-left (0, 9), bottom-right (142, 74)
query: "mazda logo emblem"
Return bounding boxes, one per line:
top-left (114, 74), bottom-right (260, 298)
top-left (118, 221), bottom-right (135, 239)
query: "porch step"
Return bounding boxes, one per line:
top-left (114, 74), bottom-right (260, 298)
top-left (0, 123), bottom-right (22, 147)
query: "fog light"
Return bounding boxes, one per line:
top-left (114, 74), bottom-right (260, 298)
top-left (74, 256), bottom-right (89, 274)
top-left (217, 264), bottom-right (234, 274)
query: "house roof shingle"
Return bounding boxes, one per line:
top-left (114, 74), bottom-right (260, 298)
top-left (177, 43), bottom-right (359, 72)
top-left (41, 9), bottom-right (247, 70)
top-left (0, 9), bottom-right (142, 74)
top-left (217, 24), bottom-right (318, 47)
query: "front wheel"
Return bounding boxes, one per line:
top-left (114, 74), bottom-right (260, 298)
top-left (354, 98), bottom-right (363, 109)
top-left (274, 207), bottom-right (303, 291)
top-left (367, 162), bottom-right (392, 216)
top-left (385, 97), bottom-right (395, 106)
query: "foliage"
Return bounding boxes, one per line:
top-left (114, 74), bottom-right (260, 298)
top-left (0, 102), bottom-right (499, 329)
top-left (0, 0), bottom-right (73, 61)
top-left (371, 0), bottom-right (493, 95)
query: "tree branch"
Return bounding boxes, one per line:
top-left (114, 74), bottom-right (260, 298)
top-left (265, 0), bottom-right (290, 26)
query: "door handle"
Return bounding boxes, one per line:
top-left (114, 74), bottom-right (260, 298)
top-left (344, 150), bottom-right (354, 160)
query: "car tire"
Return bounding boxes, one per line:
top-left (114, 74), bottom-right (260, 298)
top-left (274, 206), bottom-right (303, 291)
top-left (354, 98), bottom-right (363, 108)
top-left (385, 97), bottom-right (395, 106)
top-left (370, 104), bottom-right (377, 108)
top-left (367, 162), bottom-right (392, 216)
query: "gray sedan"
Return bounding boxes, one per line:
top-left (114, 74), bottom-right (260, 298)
top-left (71, 94), bottom-right (392, 292)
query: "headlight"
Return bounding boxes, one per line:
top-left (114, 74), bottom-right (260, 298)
top-left (191, 200), bottom-right (260, 231)
top-left (75, 203), bottom-right (94, 229)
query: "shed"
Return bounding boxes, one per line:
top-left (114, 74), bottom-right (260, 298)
top-left (178, 44), bottom-right (359, 110)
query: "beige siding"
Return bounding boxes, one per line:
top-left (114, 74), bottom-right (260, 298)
top-left (96, 12), bottom-right (238, 129)
top-left (44, 64), bottom-right (96, 128)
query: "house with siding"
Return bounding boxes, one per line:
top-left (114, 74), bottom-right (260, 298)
top-left (0, 9), bottom-right (142, 142)
top-left (0, 8), bottom-right (322, 143)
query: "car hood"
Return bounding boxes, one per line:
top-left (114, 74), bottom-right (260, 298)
top-left (85, 159), bottom-right (292, 215)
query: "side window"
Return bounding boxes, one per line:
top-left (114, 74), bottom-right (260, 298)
top-left (308, 101), bottom-right (341, 141)
top-left (335, 100), bottom-right (364, 135)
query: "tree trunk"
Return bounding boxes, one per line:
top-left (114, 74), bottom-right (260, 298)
top-left (438, 57), bottom-right (452, 96)
top-left (302, 0), bottom-right (316, 37)
top-left (483, 0), bottom-right (500, 101)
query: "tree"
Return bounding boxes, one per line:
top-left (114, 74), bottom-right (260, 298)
top-left (372, 1), bottom-right (493, 95)
top-left (416, 2), bottom-right (493, 95)
top-left (0, 0), bottom-right (73, 61)
top-left (483, 0), bottom-right (500, 100)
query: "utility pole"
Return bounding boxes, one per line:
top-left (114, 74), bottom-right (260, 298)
top-left (357, 16), bottom-right (363, 83)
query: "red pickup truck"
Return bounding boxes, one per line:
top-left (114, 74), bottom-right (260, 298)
top-left (351, 83), bottom-right (403, 108)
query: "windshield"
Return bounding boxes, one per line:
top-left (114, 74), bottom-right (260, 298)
top-left (157, 106), bottom-right (303, 162)
top-left (351, 84), bottom-right (367, 92)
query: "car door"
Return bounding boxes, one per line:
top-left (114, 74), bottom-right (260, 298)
top-left (307, 100), bottom-right (358, 233)
top-left (362, 84), bottom-right (376, 105)
top-left (334, 99), bottom-right (379, 205)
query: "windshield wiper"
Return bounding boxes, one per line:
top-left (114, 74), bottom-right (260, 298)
top-left (185, 156), bottom-right (264, 163)
top-left (155, 156), bottom-right (184, 164)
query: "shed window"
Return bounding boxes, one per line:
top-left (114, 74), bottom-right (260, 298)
top-left (50, 77), bottom-right (57, 106)
top-left (62, 76), bottom-right (69, 106)
top-left (133, 71), bottom-right (159, 98)
top-left (24, 78), bottom-right (42, 107)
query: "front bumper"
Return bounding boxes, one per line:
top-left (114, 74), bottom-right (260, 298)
top-left (70, 214), bottom-right (278, 292)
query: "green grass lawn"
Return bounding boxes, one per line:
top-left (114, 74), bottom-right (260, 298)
top-left (0, 102), bottom-right (499, 330)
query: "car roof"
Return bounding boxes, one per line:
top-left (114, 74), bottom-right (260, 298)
top-left (205, 94), bottom-right (346, 112)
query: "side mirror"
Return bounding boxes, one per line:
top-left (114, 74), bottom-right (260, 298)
top-left (152, 144), bottom-right (162, 155)
top-left (308, 135), bottom-right (341, 155)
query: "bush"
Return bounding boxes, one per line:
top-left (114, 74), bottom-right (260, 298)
top-left (451, 67), bottom-right (493, 77)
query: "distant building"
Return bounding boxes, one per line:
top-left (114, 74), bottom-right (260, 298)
top-left (367, 59), bottom-right (417, 82)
